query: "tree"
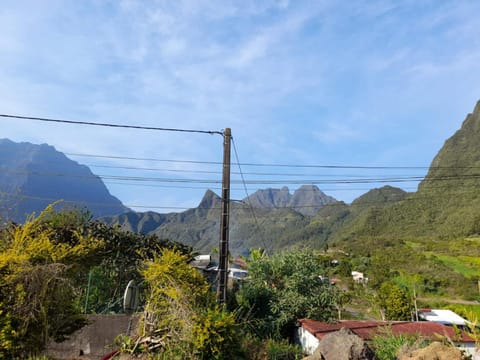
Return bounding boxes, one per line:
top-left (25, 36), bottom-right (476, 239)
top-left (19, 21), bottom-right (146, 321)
top-left (136, 248), bottom-right (238, 359)
top-left (237, 249), bottom-right (339, 339)
top-left (0, 205), bottom-right (194, 358)
top-left (376, 282), bottom-right (412, 321)
top-left (369, 251), bottom-right (394, 289)
top-left (39, 208), bottom-right (192, 313)
top-left (0, 206), bottom-right (95, 358)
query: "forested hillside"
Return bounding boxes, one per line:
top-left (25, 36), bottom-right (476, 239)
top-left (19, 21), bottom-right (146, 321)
top-left (331, 100), bottom-right (480, 241)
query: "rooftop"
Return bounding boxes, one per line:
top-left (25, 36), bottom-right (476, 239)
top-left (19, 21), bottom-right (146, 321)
top-left (418, 309), bottom-right (469, 326)
top-left (298, 319), bottom-right (475, 343)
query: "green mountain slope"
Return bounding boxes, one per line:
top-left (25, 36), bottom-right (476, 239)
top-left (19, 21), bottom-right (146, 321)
top-left (102, 189), bottom-right (311, 254)
top-left (332, 100), bottom-right (480, 241)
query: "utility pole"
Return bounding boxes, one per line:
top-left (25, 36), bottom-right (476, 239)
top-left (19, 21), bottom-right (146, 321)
top-left (217, 128), bottom-right (231, 305)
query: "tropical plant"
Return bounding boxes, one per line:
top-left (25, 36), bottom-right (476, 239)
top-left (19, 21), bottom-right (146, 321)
top-left (372, 326), bottom-right (426, 360)
top-left (128, 248), bottom-right (238, 359)
top-left (0, 206), bottom-right (94, 358)
top-left (237, 249), bottom-right (339, 339)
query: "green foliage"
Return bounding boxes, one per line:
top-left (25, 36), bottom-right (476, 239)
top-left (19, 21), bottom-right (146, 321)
top-left (192, 307), bottom-right (237, 359)
top-left (432, 254), bottom-right (480, 278)
top-left (0, 206), bottom-right (91, 358)
top-left (372, 327), bottom-right (425, 360)
top-left (262, 339), bottom-right (303, 360)
top-left (236, 335), bottom-right (303, 360)
top-left (462, 311), bottom-right (480, 352)
top-left (335, 259), bottom-right (353, 277)
top-left (376, 282), bottom-right (413, 321)
top-left (137, 248), bottom-right (238, 359)
top-left (36, 208), bottom-right (192, 314)
top-left (0, 205), bottom-right (190, 358)
top-left (237, 249), bottom-right (339, 339)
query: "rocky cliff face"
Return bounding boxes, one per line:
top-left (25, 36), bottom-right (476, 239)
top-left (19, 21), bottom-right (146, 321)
top-left (0, 139), bottom-right (128, 222)
top-left (245, 185), bottom-right (337, 216)
top-left (332, 100), bottom-right (480, 240)
top-left (420, 100), bottom-right (480, 191)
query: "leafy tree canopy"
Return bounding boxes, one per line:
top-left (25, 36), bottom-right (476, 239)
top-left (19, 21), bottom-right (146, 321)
top-left (237, 249), bottom-right (340, 339)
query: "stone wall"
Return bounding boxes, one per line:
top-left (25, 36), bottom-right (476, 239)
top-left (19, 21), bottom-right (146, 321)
top-left (45, 314), bottom-right (139, 360)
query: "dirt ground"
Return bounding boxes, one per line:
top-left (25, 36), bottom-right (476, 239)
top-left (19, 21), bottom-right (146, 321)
top-left (399, 341), bottom-right (468, 360)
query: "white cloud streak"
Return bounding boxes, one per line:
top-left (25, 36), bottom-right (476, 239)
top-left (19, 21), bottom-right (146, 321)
top-left (1, 0), bottom-right (480, 207)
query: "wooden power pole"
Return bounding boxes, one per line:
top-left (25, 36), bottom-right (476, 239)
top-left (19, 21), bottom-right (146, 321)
top-left (217, 128), bottom-right (231, 305)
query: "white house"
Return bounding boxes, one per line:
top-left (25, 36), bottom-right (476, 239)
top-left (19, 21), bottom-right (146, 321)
top-left (351, 271), bottom-right (367, 283)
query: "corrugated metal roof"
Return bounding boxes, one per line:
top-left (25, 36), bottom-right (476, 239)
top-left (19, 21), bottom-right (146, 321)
top-left (298, 319), bottom-right (475, 343)
top-left (418, 309), bottom-right (469, 326)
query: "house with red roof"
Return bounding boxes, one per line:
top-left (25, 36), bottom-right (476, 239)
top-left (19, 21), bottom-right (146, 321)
top-left (296, 319), bottom-right (478, 358)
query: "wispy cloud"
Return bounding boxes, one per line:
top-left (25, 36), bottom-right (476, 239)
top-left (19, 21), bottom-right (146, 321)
top-left (313, 123), bottom-right (361, 145)
top-left (2, 0), bottom-right (480, 207)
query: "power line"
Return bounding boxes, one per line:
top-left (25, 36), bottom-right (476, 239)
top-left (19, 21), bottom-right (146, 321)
top-left (68, 151), bottom-right (425, 169)
top-left (2, 186), bottom-right (480, 214)
top-left (64, 151), bottom-right (480, 171)
top-left (66, 152), bottom-right (224, 165)
top-left (0, 167), bottom-right (428, 184)
top-left (6, 167), bottom-right (480, 186)
top-left (87, 163), bottom-right (427, 178)
top-left (0, 191), bottom-right (192, 211)
top-left (232, 137), bottom-right (270, 252)
top-left (0, 113), bottom-right (224, 135)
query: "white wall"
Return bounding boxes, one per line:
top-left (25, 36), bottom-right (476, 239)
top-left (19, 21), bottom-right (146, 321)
top-left (296, 326), bottom-right (320, 355)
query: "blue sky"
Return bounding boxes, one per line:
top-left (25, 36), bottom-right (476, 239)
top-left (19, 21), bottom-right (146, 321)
top-left (1, 0), bottom-right (480, 212)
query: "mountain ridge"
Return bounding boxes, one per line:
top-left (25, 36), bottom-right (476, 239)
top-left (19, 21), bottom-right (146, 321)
top-left (0, 138), bottom-right (129, 222)
top-left (246, 185), bottom-right (337, 216)
top-left (332, 100), bottom-right (480, 242)
top-left (2, 100), bottom-right (480, 254)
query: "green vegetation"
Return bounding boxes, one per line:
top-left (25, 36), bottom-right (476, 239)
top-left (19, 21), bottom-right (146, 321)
top-left (2, 204), bottom-right (480, 359)
top-left (0, 206), bottom-right (94, 358)
top-left (430, 254), bottom-right (480, 278)
top-left (236, 249), bottom-right (340, 339)
top-left (376, 283), bottom-right (413, 321)
top-left (136, 248), bottom-right (239, 359)
top-left (0, 206), bottom-right (191, 359)
top-left (372, 327), bottom-right (426, 360)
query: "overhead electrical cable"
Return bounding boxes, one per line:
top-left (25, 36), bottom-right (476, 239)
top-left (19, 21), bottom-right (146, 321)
top-left (63, 152), bottom-right (480, 171)
top-left (232, 137), bottom-right (270, 252)
top-left (0, 168), bottom-right (427, 184)
top-left (2, 187), bottom-right (480, 213)
top-left (0, 113), bottom-right (223, 135)
top-left (67, 152), bottom-right (224, 165)
top-left (87, 163), bottom-right (428, 178)
top-left (4, 167), bottom-right (480, 186)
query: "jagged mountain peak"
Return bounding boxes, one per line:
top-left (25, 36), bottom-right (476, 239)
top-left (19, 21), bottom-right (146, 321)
top-left (245, 187), bottom-right (291, 208)
top-left (420, 100), bottom-right (480, 191)
top-left (244, 185), bottom-right (336, 216)
top-left (198, 189), bottom-right (222, 209)
top-left (290, 185), bottom-right (337, 216)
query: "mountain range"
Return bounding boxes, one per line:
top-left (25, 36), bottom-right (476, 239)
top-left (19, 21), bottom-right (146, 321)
top-left (0, 139), bottom-right (128, 222)
top-left (102, 186), bottom-right (337, 254)
top-left (103, 99), bottom-right (480, 253)
top-left (1, 100), bottom-right (480, 255)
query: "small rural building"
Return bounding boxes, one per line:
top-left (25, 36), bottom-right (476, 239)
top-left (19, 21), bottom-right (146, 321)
top-left (296, 319), bottom-right (478, 358)
top-left (417, 308), bottom-right (469, 327)
top-left (191, 254), bottom-right (212, 270)
top-left (351, 271), bottom-right (367, 283)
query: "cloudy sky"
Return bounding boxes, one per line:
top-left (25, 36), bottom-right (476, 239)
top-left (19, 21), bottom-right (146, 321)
top-left (1, 0), bottom-right (480, 212)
